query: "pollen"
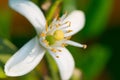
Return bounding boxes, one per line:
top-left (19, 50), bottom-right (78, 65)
top-left (54, 30), bottom-right (64, 41)
top-left (61, 43), bottom-right (67, 47)
top-left (51, 48), bottom-right (57, 53)
top-left (58, 49), bottom-right (62, 52)
top-left (40, 33), bottom-right (46, 37)
top-left (67, 30), bottom-right (73, 33)
top-left (42, 40), bottom-right (49, 47)
top-left (56, 56), bottom-right (59, 58)
top-left (56, 24), bottom-right (61, 28)
top-left (65, 21), bottom-right (71, 27)
top-left (83, 44), bottom-right (87, 49)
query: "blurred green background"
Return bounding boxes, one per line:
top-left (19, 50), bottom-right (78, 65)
top-left (0, 0), bottom-right (120, 80)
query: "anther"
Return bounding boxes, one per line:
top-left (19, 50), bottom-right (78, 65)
top-left (51, 48), bottom-right (57, 53)
top-left (61, 43), bottom-right (67, 47)
top-left (58, 49), bottom-right (62, 52)
top-left (40, 33), bottom-right (46, 37)
top-left (56, 24), bottom-right (61, 28)
top-left (65, 21), bottom-right (71, 27)
top-left (67, 30), bottom-right (73, 33)
top-left (56, 56), bottom-right (59, 58)
top-left (42, 40), bottom-right (49, 47)
top-left (57, 17), bottom-right (61, 21)
top-left (83, 44), bottom-right (87, 49)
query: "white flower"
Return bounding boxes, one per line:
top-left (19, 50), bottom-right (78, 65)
top-left (5, 0), bottom-right (86, 80)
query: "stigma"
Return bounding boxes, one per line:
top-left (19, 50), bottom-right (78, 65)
top-left (54, 30), bottom-right (64, 40)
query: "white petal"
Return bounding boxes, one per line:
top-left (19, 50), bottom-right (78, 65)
top-left (63, 10), bottom-right (85, 37)
top-left (48, 47), bottom-right (74, 80)
top-left (5, 37), bottom-right (45, 76)
top-left (9, 0), bottom-right (46, 34)
top-left (65, 40), bottom-right (84, 48)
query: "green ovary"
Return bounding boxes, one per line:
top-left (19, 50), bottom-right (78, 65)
top-left (46, 35), bottom-right (55, 45)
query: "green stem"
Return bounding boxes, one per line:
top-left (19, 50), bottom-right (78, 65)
top-left (46, 0), bottom-right (62, 23)
top-left (45, 52), bottom-right (59, 80)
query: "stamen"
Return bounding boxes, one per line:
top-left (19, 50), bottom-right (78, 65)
top-left (83, 44), bottom-right (87, 49)
top-left (65, 21), bottom-right (71, 27)
top-left (40, 33), bottom-right (46, 37)
top-left (49, 24), bottom-right (53, 29)
top-left (56, 23), bottom-right (61, 28)
top-left (56, 56), bottom-right (59, 58)
top-left (58, 49), bottom-right (62, 52)
top-left (57, 17), bottom-right (61, 21)
top-left (60, 11), bottom-right (68, 21)
top-left (55, 13), bottom-right (59, 20)
top-left (61, 43), bottom-right (67, 47)
top-left (45, 22), bottom-right (48, 32)
top-left (51, 48), bottom-right (57, 53)
top-left (42, 40), bottom-right (49, 47)
top-left (64, 36), bottom-right (72, 40)
top-left (66, 30), bottom-right (73, 33)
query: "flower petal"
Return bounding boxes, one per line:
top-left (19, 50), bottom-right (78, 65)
top-left (63, 10), bottom-right (85, 37)
top-left (9, 0), bottom-right (46, 34)
top-left (48, 47), bottom-right (74, 80)
top-left (5, 37), bottom-right (45, 76)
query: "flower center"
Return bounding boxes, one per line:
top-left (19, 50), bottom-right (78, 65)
top-left (39, 13), bottom-right (74, 58)
top-left (46, 35), bottom-right (55, 45)
top-left (45, 30), bottom-right (64, 45)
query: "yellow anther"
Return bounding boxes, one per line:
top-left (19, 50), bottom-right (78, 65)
top-left (57, 17), bottom-right (61, 21)
top-left (65, 21), bottom-right (71, 27)
top-left (67, 30), bottom-right (73, 33)
top-left (56, 24), bottom-right (61, 28)
top-left (61, 43), bottom-right (67, 47)
top-left (68, 22), bottom-right (71, 27)
top-left (40, 33), bottom-right (46, 37)
top-left (56, 56), bottom-right (59, 58)
top-left (54, 30), bottom-right (64, 41)
top-left (58, 49), bottom-right (62, 52)
top-left (51, 48), bottom-right (57, 53)
top-left (42, 40), bottom-right (49, 47)
top-left (83, 44), bottom-right (87, 49)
